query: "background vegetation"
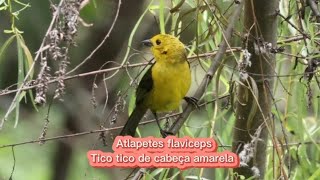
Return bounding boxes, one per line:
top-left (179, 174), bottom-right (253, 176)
top-left (0, 0), bottom-right (319, 179)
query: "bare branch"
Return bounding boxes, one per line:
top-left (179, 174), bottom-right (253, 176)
top-left (0, 95), bottom-right (229, 149)
top-left (307, 0), bottom-right (320, 23)
top-left (67, 0), bottom-right (122, 74)
top-left (0, 48), bottom-right (241, 97)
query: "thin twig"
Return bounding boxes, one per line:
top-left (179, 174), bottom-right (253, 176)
top-left (170, 0), bottom-right (185, 13)
top-left (277, 11), bottom-right (320, 46)
top-left (0, 62), bottom-right (149, 96)
top-left (0, 95), bottom-right (230, 149)
top-left (1, 59), bottom-right (319, 97)
top-left (277, 31), bottom-right (320, 44)
top-left (9, 147), bottom-right (16, 180)
top-left (0, 48), bottom-right (240, 97)
top-left (67, 0), bottom-right (122, 74)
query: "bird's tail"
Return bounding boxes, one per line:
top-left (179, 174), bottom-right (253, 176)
top-left (119, 105), bottom-right (148, 136)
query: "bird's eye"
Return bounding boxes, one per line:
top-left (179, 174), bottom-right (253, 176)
top-left (156, 39), bottom-right (161, 45)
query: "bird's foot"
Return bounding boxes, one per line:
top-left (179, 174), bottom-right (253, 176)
top-left (184, 96), bottom-right (199, 109)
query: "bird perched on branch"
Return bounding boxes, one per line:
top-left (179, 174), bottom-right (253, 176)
top-left (119, 34), bottom-right (197, 137)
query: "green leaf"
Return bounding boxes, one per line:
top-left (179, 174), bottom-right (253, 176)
top-left (17, 34), bottom-right (34, 78)
top-left (15, 91), bottom-right (26, 127)
top-left (27, 88), bottom-right (38, 111)
top-left (14, 27), bottom-right (23, 34)
top-left (14, 35), bottom-right (27, 127)
top-left (159, 168), bottom-right (169, 180)
top-left (0, 35), bottom-right (15, 64)
top-left (0, 5), bottom-right (8, 11)
top-left (159, 0), bottom-right (165, 34)
top-left (17, 35), bottom-right (38, 111)
top-left (14, 0), bottom-right (30, 7)
top-left (309, 167), bottom-right (320, 180)
top-left (3, 29), bottom-right (13, 34)
top-left (183, 125), bottom-right (194, 137)
top-left (149, 168), bottom-right (164, 177)
top-left (149, 5), bottom-right (159, 10)
top-left (12, 11), bottom-right (19, 17)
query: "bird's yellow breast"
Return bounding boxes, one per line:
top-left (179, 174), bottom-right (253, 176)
top-left (145, 60), bottom-right (191, 112)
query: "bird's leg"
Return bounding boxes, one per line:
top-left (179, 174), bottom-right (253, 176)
top-left (152, 112), bottom-right (173, 138)
top-left (184, 96), bottom-right (199, 109)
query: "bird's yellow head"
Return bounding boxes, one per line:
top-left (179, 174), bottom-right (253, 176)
top-left (142, 34), bottom-right (187, 63)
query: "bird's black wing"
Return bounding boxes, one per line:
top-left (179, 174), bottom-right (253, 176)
top-left (135, 64), bottom-right (154, 105)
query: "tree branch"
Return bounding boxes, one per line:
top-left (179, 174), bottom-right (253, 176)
top-left (0, 95), bottom-right (230, 149)
top-left (307, 0), bottom-right (320, 23)
top-left (0, 48), bottom-right (241, 97)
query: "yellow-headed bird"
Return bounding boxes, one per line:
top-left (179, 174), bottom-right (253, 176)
top-left (119, 34), bottom-right (196, 137)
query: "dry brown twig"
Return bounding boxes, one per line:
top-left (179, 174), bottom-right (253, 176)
top-left (0, 95), bottom-right (229, 149)
top-left (67, 0), bottom-right (122, 74)
top-left (307, 0), bottom-right (320, 23)
top-left (1, 93), bottom-right (319, 150)
top-left (0, 48), bottom-right (241, 97)
top-left (5, 44), bottom-right (318, 99)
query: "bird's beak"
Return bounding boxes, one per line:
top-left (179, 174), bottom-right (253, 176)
top-left (141, 39), bottom-right (153, 47)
